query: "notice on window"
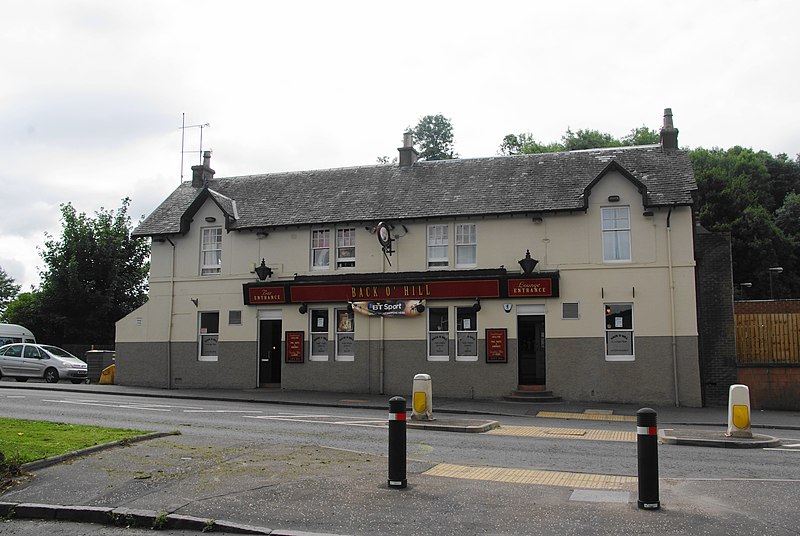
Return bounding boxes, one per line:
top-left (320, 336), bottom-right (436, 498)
top-left (201, 335), bottom-right (218, 356)
top-left (429, 333), bottom-right (449, 357)
top-left (337, 334), bottom-right (355, 356)
top-left (606, 332), bottom-right (633, 356)
top-left (311, 334), bottom-right (328, 356)
top-left (615, 317), bottom-right (624, 328)
top-left (457, 332), bottom-right (477, 357)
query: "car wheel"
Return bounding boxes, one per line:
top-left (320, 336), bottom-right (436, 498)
top-left (44, 368), bottom-right (60, 383)
top-left (15, 377), bottom-right (28, 382)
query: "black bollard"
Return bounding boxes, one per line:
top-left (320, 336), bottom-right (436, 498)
top-left (388, 396), bottom-right (407, 488)
top-left (636, 407), bottom-right (660, 510)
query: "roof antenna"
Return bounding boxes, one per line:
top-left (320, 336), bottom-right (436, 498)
top-left (179, 113), bottom-right (211, 182)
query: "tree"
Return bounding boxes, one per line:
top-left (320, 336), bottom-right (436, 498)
top-left (622, 125), bottom-right (660, 146)
top-left (498, 133), bottom-right (562, 156)
top-left (0, 267), bottom-right (20, 317)
top-left (412, 114), bottom-right (457, 161)
top-left (561, 128), bottom-right (622, 151)
top-left (33, 198), bottom-right (150, 345)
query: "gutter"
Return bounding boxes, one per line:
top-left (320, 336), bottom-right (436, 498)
top-left (166, 237), bottom-right (176, 390)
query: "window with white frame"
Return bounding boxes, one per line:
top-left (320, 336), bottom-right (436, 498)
top-left (201, 227), bottom-right (223, 275)
top-left (311, 229), bottom-right (331, 269)
top-left (336, 228), bottom-right (356, 269)
top-left (602, 207), bottom-right (631, 262)
top-left (335, 308), bottom-right (355, 361)
top-left (427, 224), bottom-right (449, 268)
top-left (455, 223), bottom-right (477, 267)
top-left (310, 309), bottom-right (329, 361)
top-left (427, 307), bottom-right (450, 360)
top-left (604, 303), bottom-right (634, 360)
top-left (198, 311), bottom-right (219, 361)
top-left (456, 306), bottom-right (478, 361)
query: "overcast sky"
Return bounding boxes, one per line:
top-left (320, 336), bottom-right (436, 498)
top-left (2, 0), bottom-right (799, 291)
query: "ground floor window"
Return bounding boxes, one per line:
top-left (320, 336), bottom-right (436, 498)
top-left (604, 303), bottom-right (634, 360)
top-left (456, 307), bottom-right (478, 361)
top-left (310, 308), bottom-right (329, 361)
top-left (428, 307), bottom-right (450, 361)
top-left (335, 308), bottom-right (355, 361)
top-left (198, 311), bottom-right (219, 361)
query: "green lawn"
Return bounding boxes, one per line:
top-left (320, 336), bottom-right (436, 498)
top-left (0, 418), bottom-right (151, 464)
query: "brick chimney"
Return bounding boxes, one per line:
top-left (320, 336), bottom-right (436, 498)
top-left (191, 151), bottom-right (215, 187)
top-left (398, 132), bottom-right (418, 167)
top-left (659, 108), bottom-right (679, 151)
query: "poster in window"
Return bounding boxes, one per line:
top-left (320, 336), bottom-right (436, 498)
top-left (457, 332), bottom-right (477, 357)
top-left (285, 331), bottom-right (304, 363)
top-left (485, 328), bottom-right (507, 363)
top-left (311, 333), bottom-right (328, 356)
top-left (200, 335), bottom-right (218, 356)
top-left (429, 333), bottom-right (449, 357)
top-left (606, 331), bottom-right (634, 356)
top-left (337, 334), bottom-right (355, 356)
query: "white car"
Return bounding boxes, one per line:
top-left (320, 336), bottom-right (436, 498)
top-left (0, 343), bottom-right (89, 384)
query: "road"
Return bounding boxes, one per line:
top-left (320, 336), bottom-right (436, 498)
top-left (2, 387), bottom-right (799, 481)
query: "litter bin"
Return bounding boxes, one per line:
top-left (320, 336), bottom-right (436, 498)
top-left (411, 373), bottom-right (433, 420)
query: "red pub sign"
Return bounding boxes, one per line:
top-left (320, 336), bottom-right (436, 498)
top-left (247, 286), bottom-right (286, 304)
top-left (291, 279), bottom-right (500, 303)
top-left (507, 278), bottom-right (553, 297)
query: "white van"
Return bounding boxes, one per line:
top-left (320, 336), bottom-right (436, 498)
top-left (0, 324), bottom-right (36, 346)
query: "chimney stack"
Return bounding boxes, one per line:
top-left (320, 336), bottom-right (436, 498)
top-left (659, 108), bottom-right (679, 151)
top-left (398, 132), bottom-right (418, 167)
top-left (191, 150), bottom-right (215, 187)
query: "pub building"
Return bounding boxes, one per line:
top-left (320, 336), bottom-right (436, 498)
top-left (116, 109), bottom-right (703, 406)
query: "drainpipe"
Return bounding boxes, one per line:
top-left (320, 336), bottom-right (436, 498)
top-left (379, 247), bottom-right (386, 395)
top-left (166, 237), bottom-right (176, 390)
top-left (666, 209), bottom-right (679, 407)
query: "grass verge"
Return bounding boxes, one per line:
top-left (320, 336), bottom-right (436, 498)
top-left (0, 417), bottom-right (151, 464)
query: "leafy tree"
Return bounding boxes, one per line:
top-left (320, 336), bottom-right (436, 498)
top-left (622, 125), bottom-right (660, 146)
top-left (0, 267), bottom-right (20, 317)
top-left (32, 198), bottom-right (150, 345)
top-left (498, 133), bottom-right (562, 156)
top-left (775, 192), bottom-right (800, 244)
top-left (412, 114), bottom-right (457, 161)
top-left (561, 128), bottom-right (622, 151)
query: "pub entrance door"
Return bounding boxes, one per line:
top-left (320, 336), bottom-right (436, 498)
top-left (258, 318), bottom-right (282, 385)
top-left (517, 315), bottom-right (546, 385)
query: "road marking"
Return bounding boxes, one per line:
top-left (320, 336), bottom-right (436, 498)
top-left (243, 414), bottom-right (387, 428)
top-left (183, 410), bottom-right (263, 413)
top-left (488, 425), bottom-right (635, 442)
top-left (5, 395), bottom-right (25, 398)
top-left (424, 463), bottom-right (636, 490)
top-left (537, 411), bottom-right (637, 423)
top-left (41, 399), bottom-right (204, 412)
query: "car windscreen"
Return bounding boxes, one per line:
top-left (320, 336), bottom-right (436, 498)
top-left (40, 345), bottom-right (80, 360)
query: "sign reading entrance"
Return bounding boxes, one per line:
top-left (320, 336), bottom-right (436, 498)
top-left (247, 286), bottom-right (286, 304)
top-left (485, 328), bottom-right (508, 363)
top-left (507, 279), bottom-right (553, 297)
top-left (285, 331), bottom-right (304, 363)
top-left (351, 300), bottom-right (425, 317)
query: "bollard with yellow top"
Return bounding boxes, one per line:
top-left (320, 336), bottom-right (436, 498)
top-left (726, 384), bottom-right (752, 438)
top-left (411, 373), bottom-right (434, 421)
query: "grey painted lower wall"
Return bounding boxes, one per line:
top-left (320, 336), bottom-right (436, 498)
top-left (117, 336), bottom-right (701, 406)
top-left (546, 336), bottom-right (702, 407)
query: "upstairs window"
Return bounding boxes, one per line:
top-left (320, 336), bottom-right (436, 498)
top-left (311, 229), bottom-right (331, 270)
top-left (201, 227), bottom-right (223, 275)
top-left (427, 224), bottom-right (449, 268)
top-left (336, 228), bottom-right (356, 269)
top-left (455, 223), bottom-right (477, 267)
top-left (602, 207), bottom-right (631, 262)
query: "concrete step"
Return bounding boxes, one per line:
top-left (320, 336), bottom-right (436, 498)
top-left (503, 390), bottom-right (562, 403)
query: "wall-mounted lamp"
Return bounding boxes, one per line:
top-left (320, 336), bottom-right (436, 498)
top-left (205, 216), bottom-right (216, 223)
top-left (298, 303), bottom-right (308, 314)
top-left (518, 249), bottom-right (539, 276)
top-left (472, 298), bottom-right (482, 313)
top-left (191, 298), bottom-right (199, 307)
top-left (642, 210), bottom-right (654, 217)
top-left (254, 259), bottom-right (273, 281)
top-left (608, 195), bottom-right (620, 202)
top-left (531, 216), bottom-right (543, 223)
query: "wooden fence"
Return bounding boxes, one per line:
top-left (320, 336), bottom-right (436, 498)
top-left (735, 313), bottom-right (800, 364)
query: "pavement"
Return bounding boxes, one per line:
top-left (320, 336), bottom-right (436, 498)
top-left (1, 380), bottom-right (800, 535)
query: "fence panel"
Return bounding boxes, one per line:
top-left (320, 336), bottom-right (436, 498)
top-left (735, 313), bottom-right (800, 364)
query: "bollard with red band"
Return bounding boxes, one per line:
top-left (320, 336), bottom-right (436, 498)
top-left (388, 396), bottom-right (407, 488)
top-left (636, 407), bottom-right (660, 510)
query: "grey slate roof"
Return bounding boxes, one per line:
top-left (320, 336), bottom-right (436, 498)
top-left (133, 145), bottom-right (696, 237)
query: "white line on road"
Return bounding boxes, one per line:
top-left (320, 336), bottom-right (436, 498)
top-left (183, 410), bottom-right (263, 413)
